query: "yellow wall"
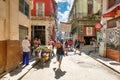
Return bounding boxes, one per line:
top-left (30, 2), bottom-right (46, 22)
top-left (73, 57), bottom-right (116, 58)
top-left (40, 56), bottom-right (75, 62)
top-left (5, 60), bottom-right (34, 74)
top-left (93, 0), bottom-right (101, 14)
top-left (0, 0), bottom-right (31, 40)
top-left (0, 0), bottom-right (32, 73)
top-left (76, 0), bottom-right (101, 16)
top-left (77, 0), bottom-right (87, 14)
top-left (0, 1), bottom-right (6, 41)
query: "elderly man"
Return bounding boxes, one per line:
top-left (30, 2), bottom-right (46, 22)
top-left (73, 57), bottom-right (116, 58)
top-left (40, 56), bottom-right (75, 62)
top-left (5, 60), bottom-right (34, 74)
top-left (22, 36), bottom-right (30, 65)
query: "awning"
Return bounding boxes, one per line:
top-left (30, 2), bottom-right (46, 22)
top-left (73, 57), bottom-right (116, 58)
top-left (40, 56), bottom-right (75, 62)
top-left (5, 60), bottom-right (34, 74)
top-left (103, 3), bottom-right (120, 18)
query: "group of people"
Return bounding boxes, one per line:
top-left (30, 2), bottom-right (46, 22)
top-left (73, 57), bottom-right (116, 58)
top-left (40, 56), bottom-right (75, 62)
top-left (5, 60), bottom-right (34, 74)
top-left (21, 36), bottom-right (66, 68)
top-left (21, 36), bottom-right (97, 69)
top-left (22, 37), bottom-right (41, 66)
top-left (21, 36), bottom-right (81, 68)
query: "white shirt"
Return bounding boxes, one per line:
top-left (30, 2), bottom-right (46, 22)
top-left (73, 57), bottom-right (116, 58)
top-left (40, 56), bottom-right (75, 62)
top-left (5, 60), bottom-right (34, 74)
top-left (93, 41), bottom-right (96, 47)
top-left (22, 39), bottom-right (30, 52)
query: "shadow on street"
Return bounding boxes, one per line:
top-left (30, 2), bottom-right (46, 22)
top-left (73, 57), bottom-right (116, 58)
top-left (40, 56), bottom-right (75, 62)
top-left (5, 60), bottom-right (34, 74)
top-left (53, 68), bottom-right (66, 79)
top-left (109, 62), bottom-right (120, 66)
top-left (33, 59), bottom-right (51, 69)
top-left (9, 57), bottom-right (37, 76)
top-left (9, 64), bottom-right (26, 76)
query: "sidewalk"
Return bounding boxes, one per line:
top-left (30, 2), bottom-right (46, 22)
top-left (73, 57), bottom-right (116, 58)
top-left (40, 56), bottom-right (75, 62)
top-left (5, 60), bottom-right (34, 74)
top-left (81, 45), bottom-right (120, 74)
top-left (1, 57), bottom-right (39, 80)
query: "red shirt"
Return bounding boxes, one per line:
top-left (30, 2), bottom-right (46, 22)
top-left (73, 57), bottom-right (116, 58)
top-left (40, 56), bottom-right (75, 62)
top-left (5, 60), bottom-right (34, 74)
top-left (67, 40), bottom-right (73, 45)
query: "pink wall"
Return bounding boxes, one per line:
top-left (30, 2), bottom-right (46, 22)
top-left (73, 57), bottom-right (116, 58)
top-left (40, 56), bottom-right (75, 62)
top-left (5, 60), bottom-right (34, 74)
top-left (31, 0), bottom-right (56, 16)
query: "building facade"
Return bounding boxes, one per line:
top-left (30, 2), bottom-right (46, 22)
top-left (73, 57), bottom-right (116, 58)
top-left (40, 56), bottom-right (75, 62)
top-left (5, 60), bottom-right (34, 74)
top-left (31, 0), bottom-right (57, 45)
top-left (69, 0), bottom-right (101, 45)
top-left (101, 0), bottom-right (120, 62)
top-left (0, 0), bottom-right (32, 74)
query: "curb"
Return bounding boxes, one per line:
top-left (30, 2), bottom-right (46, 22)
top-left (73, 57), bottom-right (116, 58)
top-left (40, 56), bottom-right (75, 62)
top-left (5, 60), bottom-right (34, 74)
top-left (18, 60), bottom-right (39, 80)
top-left (85, 53), bottom-right (120, 74)
top-left (89, 56), bottom-right (120, 74)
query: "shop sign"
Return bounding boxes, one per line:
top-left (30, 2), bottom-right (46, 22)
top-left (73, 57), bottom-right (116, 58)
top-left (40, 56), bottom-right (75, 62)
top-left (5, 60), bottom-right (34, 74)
top-left (60, 22), bottom-right (71, 32)
top-left (94, 22), bottom-right (102, 30)
top-left (86, 27), bottom-right (93, 36)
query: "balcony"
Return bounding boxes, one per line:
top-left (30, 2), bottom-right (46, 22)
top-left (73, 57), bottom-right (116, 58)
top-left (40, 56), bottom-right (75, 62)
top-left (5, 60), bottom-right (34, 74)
top-left (31, 16), bottom-right (54, 20)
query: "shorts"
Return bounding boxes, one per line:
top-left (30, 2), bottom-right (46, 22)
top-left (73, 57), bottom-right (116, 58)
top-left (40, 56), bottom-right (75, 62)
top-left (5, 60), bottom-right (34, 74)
top-left (56, 54), bottom-right (63, 62)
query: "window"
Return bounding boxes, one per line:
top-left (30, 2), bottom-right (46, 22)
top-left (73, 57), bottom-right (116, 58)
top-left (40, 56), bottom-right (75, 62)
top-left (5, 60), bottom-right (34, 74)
top-left (87, 0), bottom-right (93, 15)
top-left (25, 2), bottom-right (29, 17)
top-left (19, 25), bottom-right (28, 41)
top-left (19, 0), bottom-right (29, 17)
top-left (19, 0), bottom-right (24, 13)
top-left (36, 2), bottom-right (44, 16)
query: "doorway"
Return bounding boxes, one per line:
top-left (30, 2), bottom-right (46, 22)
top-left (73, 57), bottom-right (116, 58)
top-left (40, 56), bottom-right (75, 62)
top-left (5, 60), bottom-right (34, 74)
top-left (84, 36), bottom-right (95, 45)
top-left (31, 25), bottom-right (46, 45)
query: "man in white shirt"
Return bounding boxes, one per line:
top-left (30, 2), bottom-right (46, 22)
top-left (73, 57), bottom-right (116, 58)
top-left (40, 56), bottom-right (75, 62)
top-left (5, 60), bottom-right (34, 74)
top-left (22, 36), bottom-right (30, 65)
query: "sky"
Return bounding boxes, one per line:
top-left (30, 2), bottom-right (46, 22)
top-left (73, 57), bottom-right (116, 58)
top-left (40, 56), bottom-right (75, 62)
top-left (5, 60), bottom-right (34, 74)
top-left (55, 0), bottom-right (74, 22)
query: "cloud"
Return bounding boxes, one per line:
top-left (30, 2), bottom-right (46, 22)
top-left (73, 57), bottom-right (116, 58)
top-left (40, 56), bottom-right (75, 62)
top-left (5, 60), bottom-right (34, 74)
top-left (57, 10), bottom-right (69, 22)
top-left (55, 0), bottom-right (67, 3)
top-left (55, 0), bottom-right (74, 22)
top-left (56, 0), bottom-right (74, 4)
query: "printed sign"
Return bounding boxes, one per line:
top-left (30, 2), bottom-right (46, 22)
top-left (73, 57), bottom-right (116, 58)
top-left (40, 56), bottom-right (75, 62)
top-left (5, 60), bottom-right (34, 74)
top-left (86, 27), bottom-right (93, 36)
top-left (60, 22), bottom-right (71, 32)
top-left (94, 22), bottom-right (102, 30)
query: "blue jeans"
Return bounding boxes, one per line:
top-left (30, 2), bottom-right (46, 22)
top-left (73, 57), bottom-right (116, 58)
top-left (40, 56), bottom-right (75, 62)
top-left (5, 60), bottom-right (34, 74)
top-left (23, 52), bottom-right (29, 65)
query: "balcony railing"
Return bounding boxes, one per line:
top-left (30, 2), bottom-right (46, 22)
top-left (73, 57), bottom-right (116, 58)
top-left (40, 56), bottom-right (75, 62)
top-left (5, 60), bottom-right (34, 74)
top-left (31, 16), bottom-right (54, 20)
top-left (73, 13), bottom-right (88, 19)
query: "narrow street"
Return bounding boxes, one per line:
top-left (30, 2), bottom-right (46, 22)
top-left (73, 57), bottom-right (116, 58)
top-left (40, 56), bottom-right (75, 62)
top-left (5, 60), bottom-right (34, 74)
top-left (0, 0), bottom-right (120, 80)
top-left (21, 51), bottom-right (120, 80)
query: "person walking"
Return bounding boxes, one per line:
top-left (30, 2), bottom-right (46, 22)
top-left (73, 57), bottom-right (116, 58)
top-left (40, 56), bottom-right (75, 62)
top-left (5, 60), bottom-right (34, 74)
top-left (55, 41), bottom-right (65, 69)
top-left (92, 38), bottom-right (97, 53)
top-left (22, 36), bottom-right (30, 65)
top-left (49, 39), bottom-right (55, 57)
top-left (74, 39), bottom-right (80, 54)
top-left (63, 40), bottom-right (68, 56)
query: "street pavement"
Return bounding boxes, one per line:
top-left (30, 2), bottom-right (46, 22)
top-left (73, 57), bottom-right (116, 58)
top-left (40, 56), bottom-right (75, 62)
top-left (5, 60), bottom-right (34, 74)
top-left (22, 50), bottom-right (120, 80)
top-left (80, 45), bottom-right (120, 74)
top-left (1, 46), bottom-right (120, 80)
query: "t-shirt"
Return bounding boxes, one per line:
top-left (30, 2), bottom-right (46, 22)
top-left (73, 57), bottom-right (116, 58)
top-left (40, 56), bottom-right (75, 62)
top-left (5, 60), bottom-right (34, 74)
top-left (57, 46), bottom-right (63, 55)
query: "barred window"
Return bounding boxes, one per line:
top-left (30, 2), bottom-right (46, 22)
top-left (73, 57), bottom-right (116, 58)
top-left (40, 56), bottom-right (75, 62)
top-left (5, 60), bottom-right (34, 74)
top-left (87, 0), bottom-right (93, 15)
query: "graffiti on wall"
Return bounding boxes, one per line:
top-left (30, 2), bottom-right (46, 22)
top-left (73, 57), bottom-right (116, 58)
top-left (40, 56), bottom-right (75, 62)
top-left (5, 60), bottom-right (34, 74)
top-left (106, 27), bottom-right (120, 51)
